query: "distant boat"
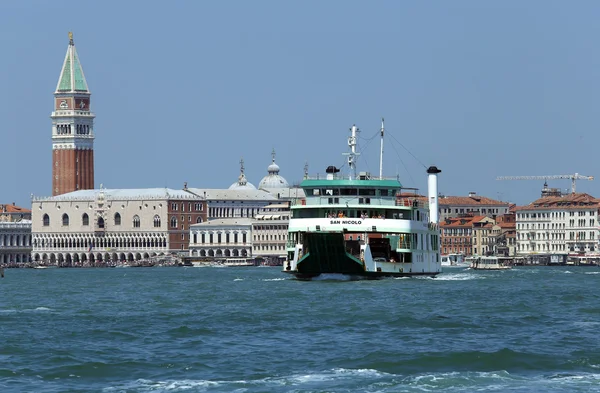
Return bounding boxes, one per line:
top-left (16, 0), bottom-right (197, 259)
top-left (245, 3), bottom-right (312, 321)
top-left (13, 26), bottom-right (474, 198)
top-left (469, 256), bottom-right (511, 270)
top-left (223, 258), bottom-right (255, 267)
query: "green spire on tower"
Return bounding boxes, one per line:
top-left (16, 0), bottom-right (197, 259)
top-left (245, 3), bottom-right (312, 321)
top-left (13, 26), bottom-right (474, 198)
top-left (56, 32), bottom-right (90, 93)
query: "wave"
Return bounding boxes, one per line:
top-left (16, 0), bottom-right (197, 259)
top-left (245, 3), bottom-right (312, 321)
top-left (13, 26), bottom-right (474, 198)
top-left (98, 367), bottom-right (600, 392)
top-left (435, 273), bottom-right (483, 281)
top-left (0, 307), bottom-right (52, 313)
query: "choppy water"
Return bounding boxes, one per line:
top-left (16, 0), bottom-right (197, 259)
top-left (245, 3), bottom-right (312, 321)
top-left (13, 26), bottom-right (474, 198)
top-left (1, 265), bottom-right (600, 392)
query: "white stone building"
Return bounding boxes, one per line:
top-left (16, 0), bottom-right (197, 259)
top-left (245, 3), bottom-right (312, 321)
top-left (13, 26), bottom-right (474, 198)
top-left (0, 220), bottom-right (32, 266)
top-left (252, 202), bottom-right (291, 264)
top-left (189, 218), bottom-right (253, 259)
top-left (516, 193), bottom-right (599, 256)
top-left (31, 188), bottom-right (206, 266)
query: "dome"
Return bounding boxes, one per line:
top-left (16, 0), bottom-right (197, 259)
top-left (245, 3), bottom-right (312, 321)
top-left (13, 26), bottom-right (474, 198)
top-left (229, 158), bottom-right (257, 190)
top-left (259, 149), bottom-right (289, 189)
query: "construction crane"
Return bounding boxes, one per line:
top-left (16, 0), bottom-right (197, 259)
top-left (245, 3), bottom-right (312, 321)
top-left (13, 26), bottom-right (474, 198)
top-left (496, 173), bottom-right (594, 194)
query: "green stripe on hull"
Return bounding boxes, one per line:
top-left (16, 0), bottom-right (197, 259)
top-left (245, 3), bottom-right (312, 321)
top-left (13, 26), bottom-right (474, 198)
top-left (296, 232), bottom-right (364, 275)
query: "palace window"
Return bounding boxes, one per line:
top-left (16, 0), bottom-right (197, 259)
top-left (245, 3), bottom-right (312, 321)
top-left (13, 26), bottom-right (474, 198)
top-left (82, 213), bottom-right (89, 226)
top-left (133, 215), bottom-right (140, 228)
top-left (170, 216), bottom-right (177, 228)
top-left (98, 217), bottom-right (105, 229)
top-left (196, 217), bottom-right (203, 223)
top-left (62, 213), bottom-right (69, 226)
top-left (154, 215), bottom-right (161, 227)
top-left (114, 213), bottom-right (121, 226)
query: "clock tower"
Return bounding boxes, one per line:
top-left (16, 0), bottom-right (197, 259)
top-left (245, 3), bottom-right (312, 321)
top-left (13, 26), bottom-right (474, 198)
top-left (51, 32), bottom-right (95, 196)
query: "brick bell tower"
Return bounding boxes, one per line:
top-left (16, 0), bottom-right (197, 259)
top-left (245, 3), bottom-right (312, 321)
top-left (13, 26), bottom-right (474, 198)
top-left (51, 32), bottom-right (95, 196)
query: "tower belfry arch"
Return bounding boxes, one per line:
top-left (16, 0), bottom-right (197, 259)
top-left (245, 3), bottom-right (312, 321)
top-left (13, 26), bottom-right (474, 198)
top-left (51, 32), bottom-right (96, 196)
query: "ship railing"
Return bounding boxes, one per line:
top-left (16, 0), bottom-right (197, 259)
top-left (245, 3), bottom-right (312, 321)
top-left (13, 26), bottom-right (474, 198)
top-left (301, 175), bottom-right (400, 181)
top-left (291, 198), bottom-right (405, 207)
top-left (395, 198), bottom-right (428, 208)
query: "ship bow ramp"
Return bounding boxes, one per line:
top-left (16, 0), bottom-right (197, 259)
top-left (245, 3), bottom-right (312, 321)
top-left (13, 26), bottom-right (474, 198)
top-left (296, 232), bottom-right (364, 274)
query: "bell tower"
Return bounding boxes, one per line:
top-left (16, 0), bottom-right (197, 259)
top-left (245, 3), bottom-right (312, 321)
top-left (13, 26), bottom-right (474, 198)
top-left (51, 32), bottom-right (95, 196)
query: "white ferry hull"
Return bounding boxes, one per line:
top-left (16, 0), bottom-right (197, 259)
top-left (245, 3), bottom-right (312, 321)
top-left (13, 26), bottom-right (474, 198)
top-left (283, 231), bottom-right (441, 279)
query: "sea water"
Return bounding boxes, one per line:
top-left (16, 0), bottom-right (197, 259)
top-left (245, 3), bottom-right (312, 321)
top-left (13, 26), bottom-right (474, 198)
top-left (1, 266), bottom-right (599, 392)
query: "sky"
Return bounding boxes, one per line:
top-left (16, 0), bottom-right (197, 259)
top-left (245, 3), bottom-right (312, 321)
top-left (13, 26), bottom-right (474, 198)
top-left (1, 1), bottom-right (600, 208)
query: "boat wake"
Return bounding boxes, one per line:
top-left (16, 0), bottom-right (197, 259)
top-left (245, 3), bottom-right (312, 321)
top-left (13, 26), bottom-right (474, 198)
top-left (311, 273), bottom-right (356, 281)
top-left (435, 272), bottom-right (483, 281)
top-left (101, 367), bottom-right (600, 392)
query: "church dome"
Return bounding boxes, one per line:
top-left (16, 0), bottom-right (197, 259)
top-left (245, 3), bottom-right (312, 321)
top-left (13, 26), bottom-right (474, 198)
top-left (259, 149), bottom-right (289, 189)
top-left (229, 158), bottom-right (257, 190)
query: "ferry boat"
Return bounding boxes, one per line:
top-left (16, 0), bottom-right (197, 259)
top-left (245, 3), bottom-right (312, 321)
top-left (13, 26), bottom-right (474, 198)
top-left (223, 258), bottom-right (255, 267)
top-left (469, 256), bottom-right (511, 270)
top-left (283, 121), bottom-right (443, 280)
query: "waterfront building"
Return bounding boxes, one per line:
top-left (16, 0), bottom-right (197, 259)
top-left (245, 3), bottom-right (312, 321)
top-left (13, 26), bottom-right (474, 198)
top-left (30, 188), bottom-right (206, 265)
top-left (397, 192), bottom-right (510, 222)
top-left (440, 215), bottom-right (477, 256)
top-left (515, 193), bottom-right (600, 257)
top-left (492, 211), bottom-right (517, 257)
top-left (471, 216), bottom-right (496, 256)
top-left (52, 32), bottom-right (95, 196)
top-left (1, 203), bottom-right (32, 222)
top-left (252, 202), bottom-right (291, 264)
top-left (438, 192), bottom-right (510, 221)
top-left (0, 220), bottom-right (32, 265)
top-left (188, 218), bottom-right (253, 259)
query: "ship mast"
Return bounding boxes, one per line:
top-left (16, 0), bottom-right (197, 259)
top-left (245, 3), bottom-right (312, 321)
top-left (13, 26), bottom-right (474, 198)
top-left (344, 124), bottom-right (361, 180)
top-left (379, 117), bottom-right (384, 180)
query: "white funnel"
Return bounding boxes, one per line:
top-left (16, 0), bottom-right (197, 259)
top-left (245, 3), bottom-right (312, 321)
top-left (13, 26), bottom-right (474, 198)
top-left (427, 166), bottom-right (442, 224)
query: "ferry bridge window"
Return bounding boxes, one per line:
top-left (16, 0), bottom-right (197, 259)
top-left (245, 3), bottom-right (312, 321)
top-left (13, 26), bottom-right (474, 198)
top-left (340, 188), bottom-right (357, 196)
top-left (358, 189), bottom-right (376, 196)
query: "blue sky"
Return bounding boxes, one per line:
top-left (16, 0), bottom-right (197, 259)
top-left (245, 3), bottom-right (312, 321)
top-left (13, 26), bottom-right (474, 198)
top-left (1, 1), bottom-right (599, 208)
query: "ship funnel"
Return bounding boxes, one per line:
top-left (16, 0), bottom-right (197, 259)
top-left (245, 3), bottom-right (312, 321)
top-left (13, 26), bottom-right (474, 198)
top-left (427, 166), bottom-right (442, 224)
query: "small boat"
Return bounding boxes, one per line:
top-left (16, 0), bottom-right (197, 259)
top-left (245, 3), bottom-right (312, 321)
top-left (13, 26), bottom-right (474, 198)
top-left (469, 256), bottom-right (511, 270)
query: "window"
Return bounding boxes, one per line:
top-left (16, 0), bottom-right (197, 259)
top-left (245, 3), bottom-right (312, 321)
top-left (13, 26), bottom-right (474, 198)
top-left (196, 217), bottom-right (203, 223)
top-left (170, 216), bottom-right (177, 228)
top-left (82, 213), bottom-right (89, 226)
top-left (154, 215), bottom-right (161, 228)
top-left (133, 215), bottom-right (140, 228)
top-left (98, 217), bottom-right (105, 229)
top-left (114, 212), bottom-right (121, 226)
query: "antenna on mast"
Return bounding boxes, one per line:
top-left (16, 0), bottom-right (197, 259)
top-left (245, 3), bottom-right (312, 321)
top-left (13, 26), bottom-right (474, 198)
top-left (379, 117), bottom-right (384, 180)
top-left (343, 124), bottom-right (361, 180)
